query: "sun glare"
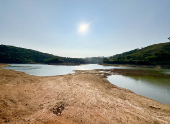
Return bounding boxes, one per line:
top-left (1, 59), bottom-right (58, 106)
top-left (78, 23), bottom-right (89, 33)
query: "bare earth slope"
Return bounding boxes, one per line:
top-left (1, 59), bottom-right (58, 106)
top-left (0, 64), bottom-right (170, 124)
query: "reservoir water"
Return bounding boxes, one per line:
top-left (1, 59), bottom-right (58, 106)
top-left (108, 75), bottom-right (170, 105)
top-left (3, 64), bottom-right (125, 76)
top-left (3, 64), bottom-right (170, 105)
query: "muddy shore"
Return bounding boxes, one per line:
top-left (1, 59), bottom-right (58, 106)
top-left (0, 64), bottom-right (170, 124)
top-left (101, 63), bottom-right (170, 69)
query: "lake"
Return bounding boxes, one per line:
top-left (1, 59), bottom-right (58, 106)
top-left (3, 64), bottom-right (170, 105)
top-left (3, 64), bottom-right (124, 76)
top-left (108, 75), bottom-right (170, 105)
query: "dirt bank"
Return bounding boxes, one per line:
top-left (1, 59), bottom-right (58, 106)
top-left (0, 64), bottom-right (170, 124)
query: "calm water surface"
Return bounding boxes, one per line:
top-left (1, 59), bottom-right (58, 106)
top-left (3, 64), bottom-right (123, 76)
top-left (108, 75), bottom-right (170, 105)
top-left (3, 64), bottom-right (170, 105)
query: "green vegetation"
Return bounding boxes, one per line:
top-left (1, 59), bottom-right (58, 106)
top-left (46, 57), bottom-right (86, 65)
top-left (83, 57), bottom-right (105, 64)
top-left (2, 42), bottom-right (170, 65)
top-left (103, 42), bottom-right (170, 65)
top-left (0, 45), bottom-right (86, 64)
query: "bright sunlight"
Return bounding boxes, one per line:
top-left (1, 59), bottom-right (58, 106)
top-left (78, 23), bottom-right (89, 33)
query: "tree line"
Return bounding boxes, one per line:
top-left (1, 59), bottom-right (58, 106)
top-left (103, 42), bottom-right (170, 65)
top-left (0, 45), bottom-right (86, 65)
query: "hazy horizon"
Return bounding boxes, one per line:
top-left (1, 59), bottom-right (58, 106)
top-left (1, 0), bottom-right (170, 58)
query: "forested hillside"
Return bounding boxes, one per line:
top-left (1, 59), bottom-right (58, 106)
top-left (109, 49), bottom-right (139, 60)
top-left (0, 45), bottom-right (86, 64)
top-left (46, 57), bottom-right (86, 65)
top-left (103, 42), bottom-right (170, 65)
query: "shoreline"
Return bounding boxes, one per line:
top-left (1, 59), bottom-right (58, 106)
top-left (0, 64), bottom-right (170, 123)
top-left (2, 63), bottom-right (88, 66)
top-left (48, 63), bottom-right (88, 66)
top-left (101, 63), bottom-right (170, 69)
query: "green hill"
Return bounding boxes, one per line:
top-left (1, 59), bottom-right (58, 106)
top-left (109, 49), bottom-right (140, 60)
top-left (0, 45), bottom-right (86, 64)
top-left (103, 42), bottom-right (170, 65)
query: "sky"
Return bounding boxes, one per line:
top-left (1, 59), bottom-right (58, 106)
top-left (0, 0), bottom-right (170, 58)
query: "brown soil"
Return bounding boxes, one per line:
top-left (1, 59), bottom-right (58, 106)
top-left (0, 64), bottom-right (170, 124)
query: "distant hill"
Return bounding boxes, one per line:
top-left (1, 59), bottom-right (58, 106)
top-left (103, 42), bottom-right (170, 65)
top-left (83, 57), bottom-right (105, 64)
top-left (0, 45), bottom-right (86, 64)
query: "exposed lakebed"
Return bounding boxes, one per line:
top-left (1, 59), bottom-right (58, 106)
top-left (3, 64), bottom-right (170, 105)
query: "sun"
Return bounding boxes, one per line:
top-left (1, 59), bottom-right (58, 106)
top-left (78, 23), bottom-right (89, 33)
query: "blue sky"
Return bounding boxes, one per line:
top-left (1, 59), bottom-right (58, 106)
top-left (0, 0), bottom-right (170, 58)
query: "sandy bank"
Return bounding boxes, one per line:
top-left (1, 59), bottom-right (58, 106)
top-left (0, 64), bottom-right (170, 124)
